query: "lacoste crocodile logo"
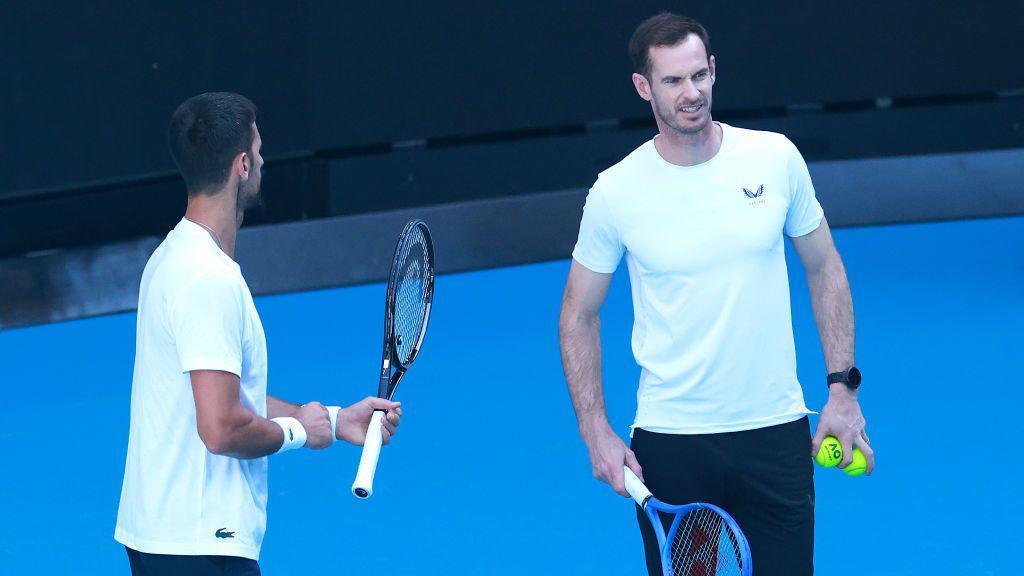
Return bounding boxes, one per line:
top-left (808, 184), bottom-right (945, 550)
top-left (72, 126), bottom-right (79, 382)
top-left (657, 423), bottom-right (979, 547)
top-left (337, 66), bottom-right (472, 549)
top-left (215, 528), bottom-right (235, 539)
top-left (742, 184), bottom-right (765, 198)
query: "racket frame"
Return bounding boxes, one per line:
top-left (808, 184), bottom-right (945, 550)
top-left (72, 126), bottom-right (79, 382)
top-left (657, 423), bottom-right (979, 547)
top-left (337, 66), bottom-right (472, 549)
top-left (377, 219), bottom-right (435, 400)
top-left (624, 468), bottom-right (753, 576)
top-left (353, 219), bottom-right (435, 499)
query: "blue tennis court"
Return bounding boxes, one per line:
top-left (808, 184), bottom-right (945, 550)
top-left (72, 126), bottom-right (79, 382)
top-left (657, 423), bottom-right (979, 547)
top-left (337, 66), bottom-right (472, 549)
top-left (2, 215), bottom-right (1020, 575)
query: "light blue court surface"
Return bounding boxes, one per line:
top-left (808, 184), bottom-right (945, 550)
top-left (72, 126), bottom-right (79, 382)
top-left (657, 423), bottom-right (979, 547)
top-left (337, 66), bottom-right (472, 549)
top-left (2, 215), bottom-right (1022, 575)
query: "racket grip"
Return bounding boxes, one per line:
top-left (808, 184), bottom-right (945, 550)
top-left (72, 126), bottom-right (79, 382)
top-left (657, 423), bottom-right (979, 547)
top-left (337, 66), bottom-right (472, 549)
top-left (623, 467), bottom-right (652, 507)
top-left (351, 410), bottom-right (386, 499)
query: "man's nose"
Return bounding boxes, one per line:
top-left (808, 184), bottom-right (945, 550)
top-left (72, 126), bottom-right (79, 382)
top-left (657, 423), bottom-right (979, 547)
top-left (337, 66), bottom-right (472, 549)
top-left (681, 79), bottom-right (701, 101)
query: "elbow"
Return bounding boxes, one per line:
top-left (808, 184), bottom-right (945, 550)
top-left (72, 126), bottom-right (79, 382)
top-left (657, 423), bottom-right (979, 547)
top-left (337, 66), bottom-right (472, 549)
top-left (806, 254), bottom-right (841, 281)
top-left (558, 307), bottom-right (579, 336)
top-left (559, 306), bottom-right (596, 339)
top-left (198, 429), bottom-right (230, 456)
top-left (558, 308), bottom-right (572, 335)
top-left (804, 262), bottom-right (826, 283)
top-left (197, 420), bottom-right (236, 456)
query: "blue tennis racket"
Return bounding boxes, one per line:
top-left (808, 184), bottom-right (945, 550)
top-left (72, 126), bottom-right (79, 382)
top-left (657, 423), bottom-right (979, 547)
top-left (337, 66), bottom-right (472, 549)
top-left (624, 467), bottom-right (752, 576)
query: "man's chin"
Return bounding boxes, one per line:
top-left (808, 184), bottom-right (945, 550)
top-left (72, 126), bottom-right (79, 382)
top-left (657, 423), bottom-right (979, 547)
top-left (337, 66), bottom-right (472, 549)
top-left (670, 116), bottom-right (710, 135)
top-left (238, 189), bottom-right (263, 211)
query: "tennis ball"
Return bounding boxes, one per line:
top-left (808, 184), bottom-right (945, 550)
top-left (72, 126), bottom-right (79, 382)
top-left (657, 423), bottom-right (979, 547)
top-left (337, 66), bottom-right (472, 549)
top-left (843, 448), bottom-right (867, 476)
top-left (814, 436), bottom-right (843, 468)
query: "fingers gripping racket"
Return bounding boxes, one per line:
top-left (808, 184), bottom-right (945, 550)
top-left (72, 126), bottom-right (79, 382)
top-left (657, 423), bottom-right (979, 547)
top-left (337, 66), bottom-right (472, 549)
top-left (352, 219), bottom-right (434, 499)
top-left (623, 468), bottom-right (752, 576)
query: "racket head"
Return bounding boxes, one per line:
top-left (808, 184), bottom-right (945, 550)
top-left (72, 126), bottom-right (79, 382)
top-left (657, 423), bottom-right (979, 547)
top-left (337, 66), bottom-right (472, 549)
top-left (643, 498), bottom-right (752, 576)
top-left (379, 219), bottom-right (435, 398)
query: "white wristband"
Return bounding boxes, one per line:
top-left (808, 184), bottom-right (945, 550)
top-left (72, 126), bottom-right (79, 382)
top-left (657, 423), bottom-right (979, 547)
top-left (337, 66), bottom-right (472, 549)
top-left (326, 406), bottom-right (341, 442)
top-left (271, 417), bottom-right (307, 453)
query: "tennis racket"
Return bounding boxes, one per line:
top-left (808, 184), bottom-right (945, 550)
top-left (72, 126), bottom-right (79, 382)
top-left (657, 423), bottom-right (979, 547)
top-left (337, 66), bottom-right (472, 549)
top-left (351, 219), bottom-right (435, 499)
top-left (624, 467), bottom-right (752, 576)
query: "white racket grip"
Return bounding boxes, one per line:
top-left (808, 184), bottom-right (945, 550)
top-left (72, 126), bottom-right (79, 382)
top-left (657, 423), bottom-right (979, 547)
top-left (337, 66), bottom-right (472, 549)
top-left (623, 467), bottom-right (651, 507)
top-left (351, 410), bottom-right (386, 499)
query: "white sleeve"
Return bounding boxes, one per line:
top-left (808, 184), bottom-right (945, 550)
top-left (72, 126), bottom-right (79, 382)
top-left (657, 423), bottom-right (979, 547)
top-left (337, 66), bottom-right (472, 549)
top-left (783, 138), bottom-right (825, 238)
top-left (170, 272), bottom-right (245, 376)
top-left (571, 186), bottom-right (624, 273)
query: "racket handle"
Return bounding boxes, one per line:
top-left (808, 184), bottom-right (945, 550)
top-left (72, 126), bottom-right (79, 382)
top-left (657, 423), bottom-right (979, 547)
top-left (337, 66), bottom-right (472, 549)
top-left (351, 410), bottom-right (386, 499)
top-left (623, 467), bottom-right (652, 507)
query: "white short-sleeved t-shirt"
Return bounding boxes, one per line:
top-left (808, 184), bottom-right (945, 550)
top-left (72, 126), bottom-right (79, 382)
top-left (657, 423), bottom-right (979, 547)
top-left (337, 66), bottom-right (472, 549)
top-left (573, 123), bottom-right (824, 434)
top-left (115, 219), bottom-right (269, 560)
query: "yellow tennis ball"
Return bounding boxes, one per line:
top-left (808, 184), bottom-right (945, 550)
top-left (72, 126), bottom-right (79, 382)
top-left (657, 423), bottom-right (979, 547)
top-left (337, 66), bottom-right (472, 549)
top-left (815, 436), bottom-right (843, 468)
top-left (843, 448), bottom-right (867, 476)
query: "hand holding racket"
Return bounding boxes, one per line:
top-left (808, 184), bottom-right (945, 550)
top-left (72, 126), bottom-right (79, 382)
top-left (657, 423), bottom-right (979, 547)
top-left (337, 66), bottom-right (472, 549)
top-left (624, 467), bottom-right (752, 576)
top-left (333, 397), bottom-right (403, 445)
top-left (583, 425), bottom-right (644, 497)
top-left (351, 219), bottom-right (434, 499)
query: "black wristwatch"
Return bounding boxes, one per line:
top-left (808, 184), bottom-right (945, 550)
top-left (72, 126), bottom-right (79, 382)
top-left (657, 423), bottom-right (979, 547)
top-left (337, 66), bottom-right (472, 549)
top-left (827, 366), bottom-right (861, 391)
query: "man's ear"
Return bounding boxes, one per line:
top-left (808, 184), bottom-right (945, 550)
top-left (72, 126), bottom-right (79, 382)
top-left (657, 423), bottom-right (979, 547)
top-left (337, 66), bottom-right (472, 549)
top-left (237, 152), bottom-right (250, 181)
top-left (632, 72), bottom-right (653, 102)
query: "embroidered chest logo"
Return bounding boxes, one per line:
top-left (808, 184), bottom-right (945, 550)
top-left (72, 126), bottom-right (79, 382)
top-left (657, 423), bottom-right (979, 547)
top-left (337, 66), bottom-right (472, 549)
top-left (743, 184), bottom-right (766, 205)
top-left (215, 527), bottom-right (235, 539)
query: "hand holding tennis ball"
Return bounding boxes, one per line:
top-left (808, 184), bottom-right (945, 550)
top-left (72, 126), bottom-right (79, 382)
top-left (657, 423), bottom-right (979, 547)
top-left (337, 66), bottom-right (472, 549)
top-left (814, 435), bottom-right (867, 476)
top-left (843, 448), bottom-right (867, 476)
top-left (814, 436), bottom-right (843, 467)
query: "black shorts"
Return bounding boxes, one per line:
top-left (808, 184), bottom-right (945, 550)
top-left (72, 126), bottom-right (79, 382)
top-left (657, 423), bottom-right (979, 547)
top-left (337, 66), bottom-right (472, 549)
top-left (630, 417), bottom-right (814, 576)
top-left (125, 546), bottom-right (261, 576)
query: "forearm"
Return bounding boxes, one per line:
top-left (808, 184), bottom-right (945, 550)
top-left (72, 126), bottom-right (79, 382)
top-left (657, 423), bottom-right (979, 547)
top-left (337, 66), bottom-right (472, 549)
top-left (205, 407), bottom-right (286, 459)
top-left (267, 395), bottom-right (301, 419)
top-left (559, 311), bottom-right (611, 436)
top-left (806, 255), bottom-right (855, 375)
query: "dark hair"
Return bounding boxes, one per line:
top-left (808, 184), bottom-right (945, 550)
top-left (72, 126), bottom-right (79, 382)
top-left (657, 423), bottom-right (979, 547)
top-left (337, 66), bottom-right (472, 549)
top-left (629, 12), bottom-right (711, 79)
top-left (168, 92), bottom-right (257, 195)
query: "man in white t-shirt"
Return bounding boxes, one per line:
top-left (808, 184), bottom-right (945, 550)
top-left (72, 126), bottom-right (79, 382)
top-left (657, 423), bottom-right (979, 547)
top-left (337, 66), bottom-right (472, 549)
top-left (115, 92), bottom-right (403, 576)
top-left (558, 14), bottom-right (874, 576)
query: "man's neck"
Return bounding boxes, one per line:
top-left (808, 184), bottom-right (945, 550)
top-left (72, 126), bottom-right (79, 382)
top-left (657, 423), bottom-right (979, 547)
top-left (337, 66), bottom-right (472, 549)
top-left (653, 119), bottom-right (722, 167)
top-left (184, 187), bottom-right (240, 259)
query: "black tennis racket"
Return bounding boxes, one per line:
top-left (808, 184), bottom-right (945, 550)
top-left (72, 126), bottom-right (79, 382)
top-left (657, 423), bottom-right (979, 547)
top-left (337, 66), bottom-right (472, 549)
top-left (351, 219), bottom-right (435, 499)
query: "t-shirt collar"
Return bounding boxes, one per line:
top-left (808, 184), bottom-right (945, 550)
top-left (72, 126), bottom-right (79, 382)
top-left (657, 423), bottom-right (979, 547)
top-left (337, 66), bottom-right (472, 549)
top-left (650, 122), bottom-right (730, 170)
top-left (174, 218), bottom-right (240, 270)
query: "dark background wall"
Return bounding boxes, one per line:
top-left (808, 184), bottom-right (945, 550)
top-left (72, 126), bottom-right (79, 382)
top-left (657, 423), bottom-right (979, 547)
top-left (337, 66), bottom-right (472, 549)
top-left (2, 1), bottom-right (1023, 327)
top-left (3, 1), bottom-right (1021, 194)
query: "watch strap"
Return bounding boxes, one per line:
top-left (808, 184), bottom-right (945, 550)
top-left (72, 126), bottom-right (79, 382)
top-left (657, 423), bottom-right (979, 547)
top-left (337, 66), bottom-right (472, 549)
top-left (827, 366), bottom-right (861, 390)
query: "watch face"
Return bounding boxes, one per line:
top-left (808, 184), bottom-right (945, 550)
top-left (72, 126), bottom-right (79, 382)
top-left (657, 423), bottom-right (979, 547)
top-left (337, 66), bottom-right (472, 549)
top-left (848, 367), bottom-right (862, 387)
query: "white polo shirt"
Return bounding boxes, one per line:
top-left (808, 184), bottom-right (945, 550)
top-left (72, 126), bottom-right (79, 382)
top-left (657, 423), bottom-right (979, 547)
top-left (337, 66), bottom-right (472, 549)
top-left (572, 123), bottom-right (824, 434)
top-left (115, 219), bottom-right (269, 560)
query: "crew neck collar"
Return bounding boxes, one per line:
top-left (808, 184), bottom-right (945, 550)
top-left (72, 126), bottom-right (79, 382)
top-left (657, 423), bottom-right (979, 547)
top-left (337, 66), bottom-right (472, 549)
top-left (650, 122), bottom-right (730, 169)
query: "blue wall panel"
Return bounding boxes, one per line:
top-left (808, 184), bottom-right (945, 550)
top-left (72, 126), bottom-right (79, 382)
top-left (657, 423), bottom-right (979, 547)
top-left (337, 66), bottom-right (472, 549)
top-left (1, 215), bottom-right (1021, 574)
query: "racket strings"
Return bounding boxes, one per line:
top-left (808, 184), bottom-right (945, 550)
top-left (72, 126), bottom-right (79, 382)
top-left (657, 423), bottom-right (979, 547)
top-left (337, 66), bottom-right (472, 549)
top-left (393, 227), bottom-right (430, 365)
top-left (667, 508), bottom-right (744, 576)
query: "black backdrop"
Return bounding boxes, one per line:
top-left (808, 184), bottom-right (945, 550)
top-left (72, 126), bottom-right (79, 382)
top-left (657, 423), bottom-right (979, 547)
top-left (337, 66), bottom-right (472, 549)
top-left (3, 0), bottom-right (1022, 195)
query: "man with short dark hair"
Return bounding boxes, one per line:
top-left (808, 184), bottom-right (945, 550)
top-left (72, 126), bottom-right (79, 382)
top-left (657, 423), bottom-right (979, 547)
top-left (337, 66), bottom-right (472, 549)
top-left (559, 13), bottom-right (873, 575)
top-left (115, 92), bottom-right (402, 575)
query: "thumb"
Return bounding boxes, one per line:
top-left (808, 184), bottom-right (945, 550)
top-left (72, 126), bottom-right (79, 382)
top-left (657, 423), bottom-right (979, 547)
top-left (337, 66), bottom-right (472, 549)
top-left (611, 462), bottom-right (628, 497)
top-left (625, 450), bottom-right (644, 482)
top-left (810, 421), bottom-right (829, 457)
top-left (366, 397), bottom-right (401, 411)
